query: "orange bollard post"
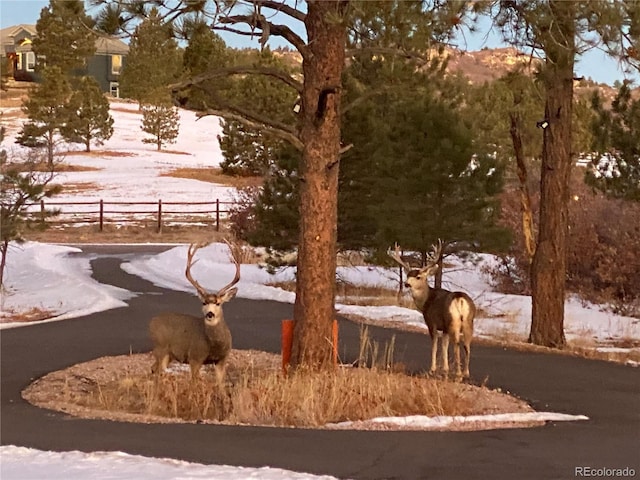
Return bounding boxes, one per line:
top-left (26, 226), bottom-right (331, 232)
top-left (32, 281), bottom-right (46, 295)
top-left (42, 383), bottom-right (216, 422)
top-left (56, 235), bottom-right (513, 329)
top-left (332, 319), bottom-right (339, 365)
top-left (281, 319), bottom-right (339, 374)
top-left (281, 319), bottom-right (294, 374)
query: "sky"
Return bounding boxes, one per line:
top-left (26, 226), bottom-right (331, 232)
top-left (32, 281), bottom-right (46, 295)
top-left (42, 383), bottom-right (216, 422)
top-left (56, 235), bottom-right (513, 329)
top-left (1, 0), bottom-right (638, 86)
top-left (0, 94), bottom-right (636, 478)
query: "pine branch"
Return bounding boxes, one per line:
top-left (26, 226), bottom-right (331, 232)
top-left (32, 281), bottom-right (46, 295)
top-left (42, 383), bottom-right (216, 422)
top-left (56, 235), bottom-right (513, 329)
top-left (218, 14), bottom-right (309, 57)
top-left (198, 107), bottom-right (303, 151)
top-left (253, 0), bottom-right (307, 22)
top-left (171, 65), bottom-right (303, 94)
top-left (193, 84), bottom-right (302, 150)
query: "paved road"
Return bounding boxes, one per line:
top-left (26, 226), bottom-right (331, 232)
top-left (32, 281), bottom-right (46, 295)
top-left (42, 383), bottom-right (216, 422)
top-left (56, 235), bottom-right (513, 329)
top-left (2, 245), bottom-right (639, 480)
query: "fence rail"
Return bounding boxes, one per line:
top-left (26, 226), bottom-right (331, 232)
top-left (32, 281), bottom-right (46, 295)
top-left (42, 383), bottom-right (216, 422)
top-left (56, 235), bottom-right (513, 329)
top-left (25, 199), bottom-right (238, 232)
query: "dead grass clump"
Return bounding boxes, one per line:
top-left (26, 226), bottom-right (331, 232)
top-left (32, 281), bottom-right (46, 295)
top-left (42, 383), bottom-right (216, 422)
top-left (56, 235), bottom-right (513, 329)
top-left (0, 306), bottom-right (54, 323)
top-left (23, 223), bottom-right (229, 244)
top-left (231, 367), bottom-right (469, 427)
top-left (23, 351), bottom-right (535, 430)
top-left (4, 160), bottom-right (101, 173)
top-left (72, 361), bottom-right (471, 427)
top-left (161, 167), bottom-right (263, 189)
top-left (63, 150), bottom-right (136, 158)
top-left (54, 182), bottom-right (100, 194)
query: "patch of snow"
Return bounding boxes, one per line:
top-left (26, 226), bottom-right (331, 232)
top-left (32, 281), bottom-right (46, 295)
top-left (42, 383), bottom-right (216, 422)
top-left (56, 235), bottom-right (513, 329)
top-left (0, 446), bottom-right (339, 480)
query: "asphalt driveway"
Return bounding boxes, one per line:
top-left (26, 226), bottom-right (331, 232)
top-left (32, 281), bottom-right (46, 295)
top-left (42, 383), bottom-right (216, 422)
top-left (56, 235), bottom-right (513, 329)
top-left (1, 245), bottom-right (638, 479)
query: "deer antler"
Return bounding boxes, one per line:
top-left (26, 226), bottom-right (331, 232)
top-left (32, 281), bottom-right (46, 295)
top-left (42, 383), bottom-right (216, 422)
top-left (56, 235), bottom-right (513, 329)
top-left (387, 243), bottom-right (412, 273)
top-left (217, 239), bottom-right (241, 297)
top-left (424, 239), bottom-right (443, 268)
top-left (186, 242), bottom-right (210, 299)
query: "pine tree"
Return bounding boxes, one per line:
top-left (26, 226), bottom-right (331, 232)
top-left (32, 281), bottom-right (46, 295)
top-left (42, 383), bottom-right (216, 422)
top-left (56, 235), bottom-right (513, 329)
top-left (61, 76), bottom-right (114, 152)
top-left (588, 83), bottom-right (640, 202)
top-left (182, 20), bottom-right (230, 111)
top-left (119, 8), bottom-right (182, 104)
top-left (0, 120), bottom-right (61, 287)
top-left (16, 66), bottom-right (71, 166)
top-left (342, 88), bottom-right (508, 258)
top-left (32, 0), bottom-right (96, 75)
top-left (218, 48), bottom-right (298, 176)
top-left (141, 103), bottom-right (180, 151)
top-left (243, 145), bottom-right (300, 250)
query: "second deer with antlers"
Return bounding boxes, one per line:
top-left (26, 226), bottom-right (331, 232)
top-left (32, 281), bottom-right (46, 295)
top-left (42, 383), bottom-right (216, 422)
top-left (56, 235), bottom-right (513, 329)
top-left (389, 241), bottom-right (475, 379)
top-left (149, 240), bottom-right (241, 383)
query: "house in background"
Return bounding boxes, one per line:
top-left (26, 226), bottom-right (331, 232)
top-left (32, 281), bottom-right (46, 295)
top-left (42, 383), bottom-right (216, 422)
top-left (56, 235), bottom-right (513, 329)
top-left (0, 24), bottom-right (128, 98)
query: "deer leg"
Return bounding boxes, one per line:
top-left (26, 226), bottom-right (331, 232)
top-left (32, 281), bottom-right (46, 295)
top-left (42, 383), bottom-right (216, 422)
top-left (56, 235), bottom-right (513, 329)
top-left (440, 333), bottom-right (450, 376)
top-left (429, 332), bottom-right (439, 375)
top-left (213, 359), bottom-right (227, 385)
top-left (189, 361), bottom-right (203, 382)
top-left (463, 338), bottom-right (471, 379)
top-left (152, 351), bottom-right (170, 375)
top-left (452, 332), bottom-right (462, 380)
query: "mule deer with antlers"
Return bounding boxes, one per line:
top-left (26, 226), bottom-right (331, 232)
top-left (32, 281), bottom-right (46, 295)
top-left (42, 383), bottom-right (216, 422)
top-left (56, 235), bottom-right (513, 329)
top-left (149, 240), bottom-right (240, 383)
top-left (389, 241), bottom-right (475, 379)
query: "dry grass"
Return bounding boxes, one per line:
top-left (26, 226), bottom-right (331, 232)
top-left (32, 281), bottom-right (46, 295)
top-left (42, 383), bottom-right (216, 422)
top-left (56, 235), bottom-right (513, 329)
top-left (0, 306), bottom-right (54, 323)
top-left (24, 350), bottom-right (530, 429)
top-left (54, 182), bottom-right (100, 194)
top-left (3, 160), bottom-right (101, 173)
top-left (161, 167), bottom-right (263, 189)
top-left (63, 150), bottom-right (136, 158)
top-left (23, 223), bottom-right (229, 244)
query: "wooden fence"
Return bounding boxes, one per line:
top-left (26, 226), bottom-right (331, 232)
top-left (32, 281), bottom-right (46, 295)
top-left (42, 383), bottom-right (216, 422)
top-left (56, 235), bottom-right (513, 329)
top-left (27, 199), bottom-right (238, 232)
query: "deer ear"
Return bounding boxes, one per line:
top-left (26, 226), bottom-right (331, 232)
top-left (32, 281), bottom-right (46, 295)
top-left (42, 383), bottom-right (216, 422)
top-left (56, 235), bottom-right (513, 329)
top-left (219, 287), bottom-right (237, 303)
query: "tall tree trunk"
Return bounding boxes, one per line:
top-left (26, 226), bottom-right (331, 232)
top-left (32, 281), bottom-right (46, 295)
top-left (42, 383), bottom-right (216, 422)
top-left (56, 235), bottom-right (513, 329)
top-left (529, 1), bottom-right (575, 348)
top-left (0, 239), bottom-right (8, 289)
top-left (291, 1), bottom-right (347, 369)
top-left (509, 111), bottom-right (536, 262)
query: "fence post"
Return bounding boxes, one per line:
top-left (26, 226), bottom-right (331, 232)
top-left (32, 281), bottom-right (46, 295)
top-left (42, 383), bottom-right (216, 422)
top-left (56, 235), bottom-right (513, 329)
top-left (99, 199), bottom-right (104, 232)
top-left (40, 199), bottom-right (45, 223)
top-left (216, 198), bottom-right (220, 232)
top-left (157, 199), bottom-right (162, 233)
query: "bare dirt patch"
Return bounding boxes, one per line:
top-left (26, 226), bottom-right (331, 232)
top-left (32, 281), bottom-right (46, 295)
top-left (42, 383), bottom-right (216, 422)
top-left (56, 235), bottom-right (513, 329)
top-left (63, 150), bottom-right (137, 158)
top-left (55, 182), bottom-right (100, 194)
top-left (161, 167), bottom-right (263, 188)
top-left (22, 351), bottom-right (538, 431)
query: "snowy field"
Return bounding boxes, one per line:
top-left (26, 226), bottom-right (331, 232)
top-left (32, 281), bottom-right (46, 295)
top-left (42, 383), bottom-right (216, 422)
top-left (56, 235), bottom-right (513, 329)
top-left (0, 100), bottom-right (636, 479)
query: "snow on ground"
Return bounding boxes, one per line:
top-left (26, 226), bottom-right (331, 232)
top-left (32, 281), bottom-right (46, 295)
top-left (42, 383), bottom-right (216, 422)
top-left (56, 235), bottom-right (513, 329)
top-left (0, 446), bottom-right (340, 480)
top-left (0, 242), bottom-right (134, 320)
top-left (1, 100), bottom-right (637, 479)
top-left (4, 99), bottom-right (236, 216)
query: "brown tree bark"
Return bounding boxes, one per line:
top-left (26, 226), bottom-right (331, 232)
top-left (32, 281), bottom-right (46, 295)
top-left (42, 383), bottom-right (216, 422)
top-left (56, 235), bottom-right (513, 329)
top-left (529, 1), bottom-right (574, 348)
top-left (290, 1), bottom-right (347, 369)
top-left (509, 111), bottom-right (536, 263)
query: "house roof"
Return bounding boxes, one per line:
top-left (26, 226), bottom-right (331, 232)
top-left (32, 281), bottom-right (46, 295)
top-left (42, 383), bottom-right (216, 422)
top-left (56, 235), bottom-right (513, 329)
top-left (0, 24), bottom-right (38, 41)
top-left (95, 36), bottom-right (129, 55)
top-left (0, 24), bottom-right (38, 55)
top-left (1, 24), bottom-right (128, 56)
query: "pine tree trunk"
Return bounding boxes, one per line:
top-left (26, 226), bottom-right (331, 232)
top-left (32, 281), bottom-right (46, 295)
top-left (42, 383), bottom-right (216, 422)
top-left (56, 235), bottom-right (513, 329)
top-left (529, 1), bottom-right (575, 348)
top-left (290, 1), bottom-right (347, 369)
